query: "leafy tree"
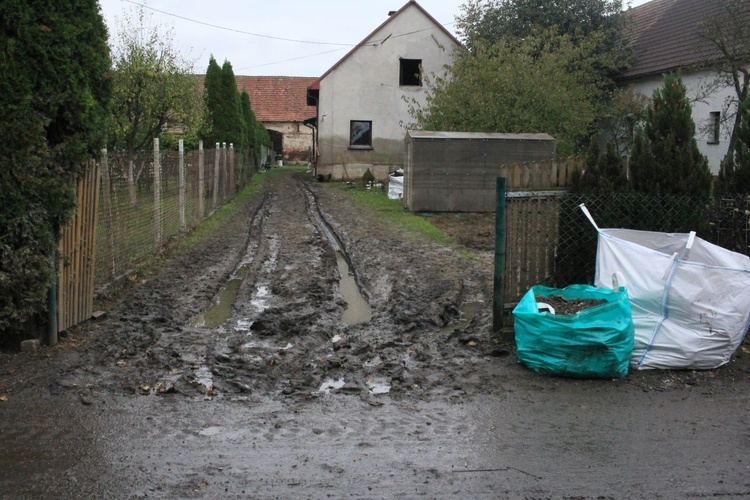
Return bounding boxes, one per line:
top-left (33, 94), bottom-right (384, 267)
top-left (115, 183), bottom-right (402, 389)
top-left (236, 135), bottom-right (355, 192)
top-left (717, 95), bottom-right (750, 193)
top-left (0, 1), bottom-right (111, 337)
top-left (630, 74), bottom-right (712, 196)
top-left (456, 0), bottom-right (630, 84)
top-left (599, 86), bottom-right (650, 155)
top-left (108, 6), bottom-right (203, 204)
top-left (698, 0), bottom-right (750, 157)
top-left (410, 31), bottom-right (599, 155)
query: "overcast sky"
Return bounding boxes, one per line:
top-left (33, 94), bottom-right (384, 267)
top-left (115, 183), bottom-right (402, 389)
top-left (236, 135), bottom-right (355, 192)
top-left (98, 0), bottom-right (653, 78)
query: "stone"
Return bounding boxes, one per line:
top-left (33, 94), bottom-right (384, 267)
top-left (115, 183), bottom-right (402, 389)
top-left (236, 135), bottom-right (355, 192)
top-left (20, 339), bottom-right (40, 352)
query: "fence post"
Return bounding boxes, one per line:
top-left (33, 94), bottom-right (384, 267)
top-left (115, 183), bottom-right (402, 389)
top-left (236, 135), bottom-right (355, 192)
top-left (221, 142), bottom-right (227, 201)
top-left (198, 140), bottom-right (204, 218)
top-left (100, 148), bottom-right (116, 281)
top-left (229, 143), bottom-right (235, 195)
top-left (213, 142), bottom-right (220, 208)
top-left (493, 177), bottom-right (507, 332)
top-left (154, 137), bottom-right (162, 248)
top-left (179, 138), bottom-right (186, 231)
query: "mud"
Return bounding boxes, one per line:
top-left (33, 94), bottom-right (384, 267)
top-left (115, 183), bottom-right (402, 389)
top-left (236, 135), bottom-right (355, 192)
top-left (1, 168), bottom-right (749, 499)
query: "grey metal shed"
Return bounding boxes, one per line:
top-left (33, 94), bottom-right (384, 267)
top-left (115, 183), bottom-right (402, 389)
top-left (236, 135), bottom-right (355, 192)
top-left (403, 131), bottom-right (556, 212)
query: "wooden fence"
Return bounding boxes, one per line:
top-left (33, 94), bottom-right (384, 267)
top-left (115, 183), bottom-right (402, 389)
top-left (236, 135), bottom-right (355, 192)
top-left (502, 156), bottom-right (584, 302)
top-left (57, 161), bottom-right (101, 333)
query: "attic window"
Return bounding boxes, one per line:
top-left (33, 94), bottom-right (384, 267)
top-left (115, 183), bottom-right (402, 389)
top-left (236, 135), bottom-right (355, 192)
top-left (399, 58), bottom-right (422, 86)
top-left (350, 120), bottom-right (372, 149)
top-left (708, 111), bottom-right (720, 144)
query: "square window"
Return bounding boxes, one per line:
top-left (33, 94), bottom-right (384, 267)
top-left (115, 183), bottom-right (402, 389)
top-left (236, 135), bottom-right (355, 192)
top-left (350, 120), bottom-right (372, 148)
top-left (399, 58), bottom-right (422, 86)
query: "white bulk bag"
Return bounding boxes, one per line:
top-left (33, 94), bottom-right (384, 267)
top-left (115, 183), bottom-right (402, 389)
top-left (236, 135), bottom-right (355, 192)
top-left (581, 204), bottom-right (750, 370)
top-left (388, 173), bottom-right (404, 200)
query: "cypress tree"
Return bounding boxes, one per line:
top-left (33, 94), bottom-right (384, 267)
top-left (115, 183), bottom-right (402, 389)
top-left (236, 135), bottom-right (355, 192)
top-left (0, 1), bottom-right (111, 337)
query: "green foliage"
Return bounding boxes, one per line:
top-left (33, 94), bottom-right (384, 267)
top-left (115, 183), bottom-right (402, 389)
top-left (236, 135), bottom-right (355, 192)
top-left (456, 0), bottom-right (630, 84)
top-left (630, 74), bottom-right (712, 196)
top-left (202, 57), bottom-right (243, 149)
top-left (239, 91), bottom-right (269, 175)
top-left (0, 1), bottom-right (111, 336)
top-left (599, 86), bottom-right (650, 155)
top-left (361, 168), bottom-right (375, 185)
top-left (411, 31), bottom-right (599, 155)
top-left (107, 7), bottom-right (203, 152)
top-left (717, 95), bottom-right (750, 194)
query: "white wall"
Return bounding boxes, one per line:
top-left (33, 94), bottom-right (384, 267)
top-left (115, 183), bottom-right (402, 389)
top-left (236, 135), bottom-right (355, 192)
top-left (317, 4), bottom-right (459, 180)
top-left (627, 70), bottom-right (740, 175)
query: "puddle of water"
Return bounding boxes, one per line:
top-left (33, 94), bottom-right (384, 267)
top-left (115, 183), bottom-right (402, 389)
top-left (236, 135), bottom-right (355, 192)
top-left (250, 285), bottom-right (271, 310)
top-left (192, 264), bottom-right (251, 328)
top-left (335, 252), bottom-right (371, 326)
top-left (366, 377), bottom-right (391, 395)
top-left (236, 319), bottom-right (253, 332)
top-left (318, 378), bottom-right (346, 393)
top-left (438, 301), bottom-right (483, 335)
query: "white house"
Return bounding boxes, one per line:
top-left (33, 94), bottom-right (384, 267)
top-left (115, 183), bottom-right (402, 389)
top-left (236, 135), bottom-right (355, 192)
top-left (620, 0), bottom-right (750, 174)
top-left (307, 1), bottom-right (461, 181)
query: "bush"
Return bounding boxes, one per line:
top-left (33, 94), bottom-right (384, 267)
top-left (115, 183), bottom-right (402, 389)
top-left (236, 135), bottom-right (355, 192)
top-left (0, 2), bottom-right (111, 339)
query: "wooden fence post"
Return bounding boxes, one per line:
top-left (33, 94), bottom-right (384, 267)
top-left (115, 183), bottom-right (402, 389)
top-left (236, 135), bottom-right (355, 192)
top-left (179, 138), bottom-right (186, 231)
top-left (229, 143), bottom-right (235, 195)
top-left (221, 142), bottom-right (227, 201)
top-left (100, 148), bottom-right (116, 281)
top-left (198, 140), bottom-right (204, 218)
top-left (154, 137), bottom-right (162, 248)
top-left (213, 142), bottom-right (220, 208)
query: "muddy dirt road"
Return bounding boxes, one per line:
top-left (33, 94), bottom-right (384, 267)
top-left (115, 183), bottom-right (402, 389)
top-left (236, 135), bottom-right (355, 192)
top-left (1, 169), bottom-right (749, 499)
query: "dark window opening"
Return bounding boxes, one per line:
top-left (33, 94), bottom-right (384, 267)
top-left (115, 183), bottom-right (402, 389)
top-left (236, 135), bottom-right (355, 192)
top-left (709, 111), bottom-right (720, 144)
top-left (350, 120), bottom-right (372, 149)
top-left (399, 58), bottom-right (422, 86)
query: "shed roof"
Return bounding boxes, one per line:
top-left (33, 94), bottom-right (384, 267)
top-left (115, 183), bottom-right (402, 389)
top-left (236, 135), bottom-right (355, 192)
top-left (234, 76), bottom-right (318, 123)
top-left (621, 0), bottom-right (750, 81)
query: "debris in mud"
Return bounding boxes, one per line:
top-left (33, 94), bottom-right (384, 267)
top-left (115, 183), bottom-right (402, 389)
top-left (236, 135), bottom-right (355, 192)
top-left (318, 378), bottom-right (345, 393)
top-left (535, 294), bottom-right (606, 315)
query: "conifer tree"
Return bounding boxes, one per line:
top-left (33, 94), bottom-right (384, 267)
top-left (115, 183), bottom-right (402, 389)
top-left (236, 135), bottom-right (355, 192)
top-left (0, 1), bottom-right (111, 336)
top-left (629, 74), bottom-right (712, 196)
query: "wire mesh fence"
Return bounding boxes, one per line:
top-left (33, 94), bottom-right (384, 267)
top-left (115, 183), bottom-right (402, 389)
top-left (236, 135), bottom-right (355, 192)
top-left (95, 141), bottom-right (250, 290)
top-left (504, 191), bottom-right (750, 302)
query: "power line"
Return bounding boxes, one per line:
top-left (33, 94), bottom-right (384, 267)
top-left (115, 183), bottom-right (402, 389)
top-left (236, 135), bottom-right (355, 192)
top-left (236, 48), bottom-right (348, 71)
top-left (122, 0), bottom-right (356, 47)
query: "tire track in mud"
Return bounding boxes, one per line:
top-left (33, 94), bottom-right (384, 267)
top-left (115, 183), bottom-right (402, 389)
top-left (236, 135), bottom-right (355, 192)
top-left (150, 174), bottom-right (350, 398)
top-left (52, 170), bottom-right (496, 402)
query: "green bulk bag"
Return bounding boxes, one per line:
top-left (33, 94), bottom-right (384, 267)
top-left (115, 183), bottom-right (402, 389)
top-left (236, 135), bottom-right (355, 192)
top-left (512, 284), bottom-right (635, 378)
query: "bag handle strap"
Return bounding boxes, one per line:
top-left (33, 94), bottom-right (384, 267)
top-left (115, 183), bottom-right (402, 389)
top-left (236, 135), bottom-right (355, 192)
top-left (579, 203), bottom-right (599, 231)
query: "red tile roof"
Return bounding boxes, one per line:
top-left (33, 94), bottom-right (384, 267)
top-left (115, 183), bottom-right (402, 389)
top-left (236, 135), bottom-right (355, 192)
top-left (621, 0), bottom-right (750, 81)
top-left (235, 76), bottom-right (318, 123)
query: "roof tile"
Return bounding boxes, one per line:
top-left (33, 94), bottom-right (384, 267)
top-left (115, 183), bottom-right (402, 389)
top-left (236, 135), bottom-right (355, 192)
top-left (235, 76), bottom-right (318, 123)
top-left (622, 0), bottom-right (750, 80)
